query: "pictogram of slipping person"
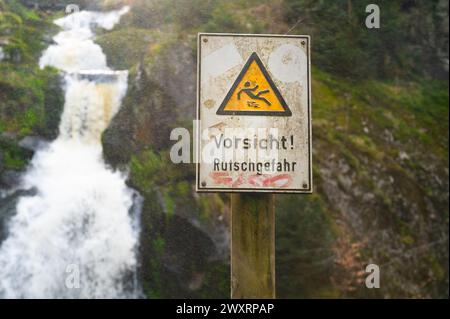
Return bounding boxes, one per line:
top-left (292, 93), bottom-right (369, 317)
top-left (237, 81), bottom-right (271, 108)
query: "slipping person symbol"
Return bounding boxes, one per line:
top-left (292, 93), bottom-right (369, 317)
top-left (237, 81), bottom-right (271, 106)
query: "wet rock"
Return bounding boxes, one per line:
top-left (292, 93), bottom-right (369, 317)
top-left (0, 170), bottom-right (23, 189)
top-left (143, 41), bottom-right (196, 120)
top-left (102, 65), bottom-right (176, 167)
top-left (42, 34), bottom-right (55, 45)
top-left (41, 73), bottom-right (64, 140)
top-left (101, 39), bottom-right (195, 168)
top-left (0, 188), bottom-right (36, 243)
top-left (0, 132), bottom-right (18, 142)
top-left (161, 215), bottom-right (216, 287)
top-left (138, 186), bottom-right (229, 298)
top-left (18, 136), bottom-right (49, 153)
top-left (0, 134), bottom-right (34, 170)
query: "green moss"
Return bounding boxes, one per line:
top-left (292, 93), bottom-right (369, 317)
top-left (347, 135), bottom-right (384, 161)
top-left (2, 150), bottom-right (26, 170)
top-left (18, 108), bottom-right (38, 135)
top-left (0, 140), bottom-right (29, 170)
top-left (276, 194), bottom-right (337, 298)
top-left (129, 149), bottom-right (165, 192)
top-left (175, 181), bottom-right (191, 198)
top-left (152, 236), bottom-right (166, 254)
top-left (97, 28), bottom-right (163, 70)
top-left (427, 254), bottom-right (446, 281)
top-left (0, 63), bottom-right (62, 139)
top-left (197, 262), bottom-right (229, 299)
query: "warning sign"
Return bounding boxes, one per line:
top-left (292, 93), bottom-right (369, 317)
top-left (217, 52), bottom-right (291, 116)
top-left (197, 33), bottom-right (312, 193)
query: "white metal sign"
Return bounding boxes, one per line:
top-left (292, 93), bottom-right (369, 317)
top-left (196, 33), bottom-right (312, 193)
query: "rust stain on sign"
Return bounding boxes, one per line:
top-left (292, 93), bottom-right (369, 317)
top-left (204, 99), bottom-right (215, 109)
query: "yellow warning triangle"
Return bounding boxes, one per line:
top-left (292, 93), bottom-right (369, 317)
top-left (217, 52), bottom-right (291, 116)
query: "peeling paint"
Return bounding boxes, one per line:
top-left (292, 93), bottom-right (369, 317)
top-left (202, 43), bottom-right (243, 79)
top-left (268, 44), bottom-right (306, 83)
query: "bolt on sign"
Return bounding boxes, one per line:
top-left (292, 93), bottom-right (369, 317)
top-left (196, 33), bottom-right (312, 193)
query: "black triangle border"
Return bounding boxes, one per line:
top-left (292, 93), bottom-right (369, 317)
top-left (216, 52), bottom-right (292, 117)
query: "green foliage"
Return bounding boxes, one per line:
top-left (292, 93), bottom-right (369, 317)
top-left (0, 1), bottom-right (63, 174)
top-left (152, 236), bottom-right (166, 254)
top-left (0, 138), bottom-right (28, 170)
top-left (97, 28), bottom-right (163, 70)
top-left (276, 194), bottom-right (337, 298)
top-left (283, 0), bottom-right (448, 80)
top-left (196, 262), bottom-right (229, 299)
top-left (0, 64), bottom-right (61, 138)
top-left (0, 0), bottom-right (59, 129)
top-left (129, 149), bottom-right (167, 192)
top-left (162, 189), bottom-right (175, 218)
top-left (310, 68), bottom-right (448, 297)
top-left (312, 67), bottom-right (449, 159)
top-left (1, 0), bottom-right (54, 63)
top-left (2, 149), bottom-right (26, 169)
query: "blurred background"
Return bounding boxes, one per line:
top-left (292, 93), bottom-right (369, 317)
top-left (0, 0), bottom-right (448, 298)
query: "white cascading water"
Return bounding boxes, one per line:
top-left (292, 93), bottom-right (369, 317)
top-left (0, 7), bottom-right (142, 298)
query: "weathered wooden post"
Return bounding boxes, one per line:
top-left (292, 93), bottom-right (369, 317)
top-left (231, 194), bottom-right (275, 298)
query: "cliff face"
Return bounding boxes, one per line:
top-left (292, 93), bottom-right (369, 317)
top-left (101, 57), bottom-right (230, 297)
top-left (97, 0), bottom-right (448, 298)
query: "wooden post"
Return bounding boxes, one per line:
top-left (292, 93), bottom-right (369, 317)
top-left (231, 193), bottom-right (275, 299)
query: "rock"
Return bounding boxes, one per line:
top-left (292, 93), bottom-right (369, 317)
top-left (0, 132), bottom-right (18, 142)
top-left (0, 134), bottom-right (34, 169)
top-left (101, 39), bottom-right (195, 168)
top-left (337, 173), bottom-right (353, 192)
top-left (102, 64), bottom-right (176, 167)
top-left (41, 72), bottom-right (64, 140)
top-left (138, 188), bottom-right (229, 298)
top-left (399, 151), bottom-right (410, 161)
top-left (144, 41), bottom-right (196, 121)
top-left (0, 170), bottom-right (23, 189)
top-left (18, 136), bottom-right (49, 153)
top-left (0, 188), bottom-right (36, 243)
top-left (42, 34), bottom-right (55, 45)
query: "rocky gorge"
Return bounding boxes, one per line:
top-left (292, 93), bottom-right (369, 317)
top-left (0, 0), bottom-right (448, 298)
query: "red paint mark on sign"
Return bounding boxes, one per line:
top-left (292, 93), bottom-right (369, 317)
top-left (248, 174), bottom-right (269, 187)
top-left (262, 174), bottom-right (292, 188)
top-left (210, 172), bottom-right (293, 189)
top-left (232, 174), bottom-right (244, 187)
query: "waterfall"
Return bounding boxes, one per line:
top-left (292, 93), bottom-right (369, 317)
top-left (0, 6), bottom-right (142, 298)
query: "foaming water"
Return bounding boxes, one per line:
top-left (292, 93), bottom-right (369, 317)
top-left (60, 72), bottom-right (128, 143)
top-left (39, 6), bottom-right (129, 72)
top-left (0, 6), bottom-right (141, 298)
